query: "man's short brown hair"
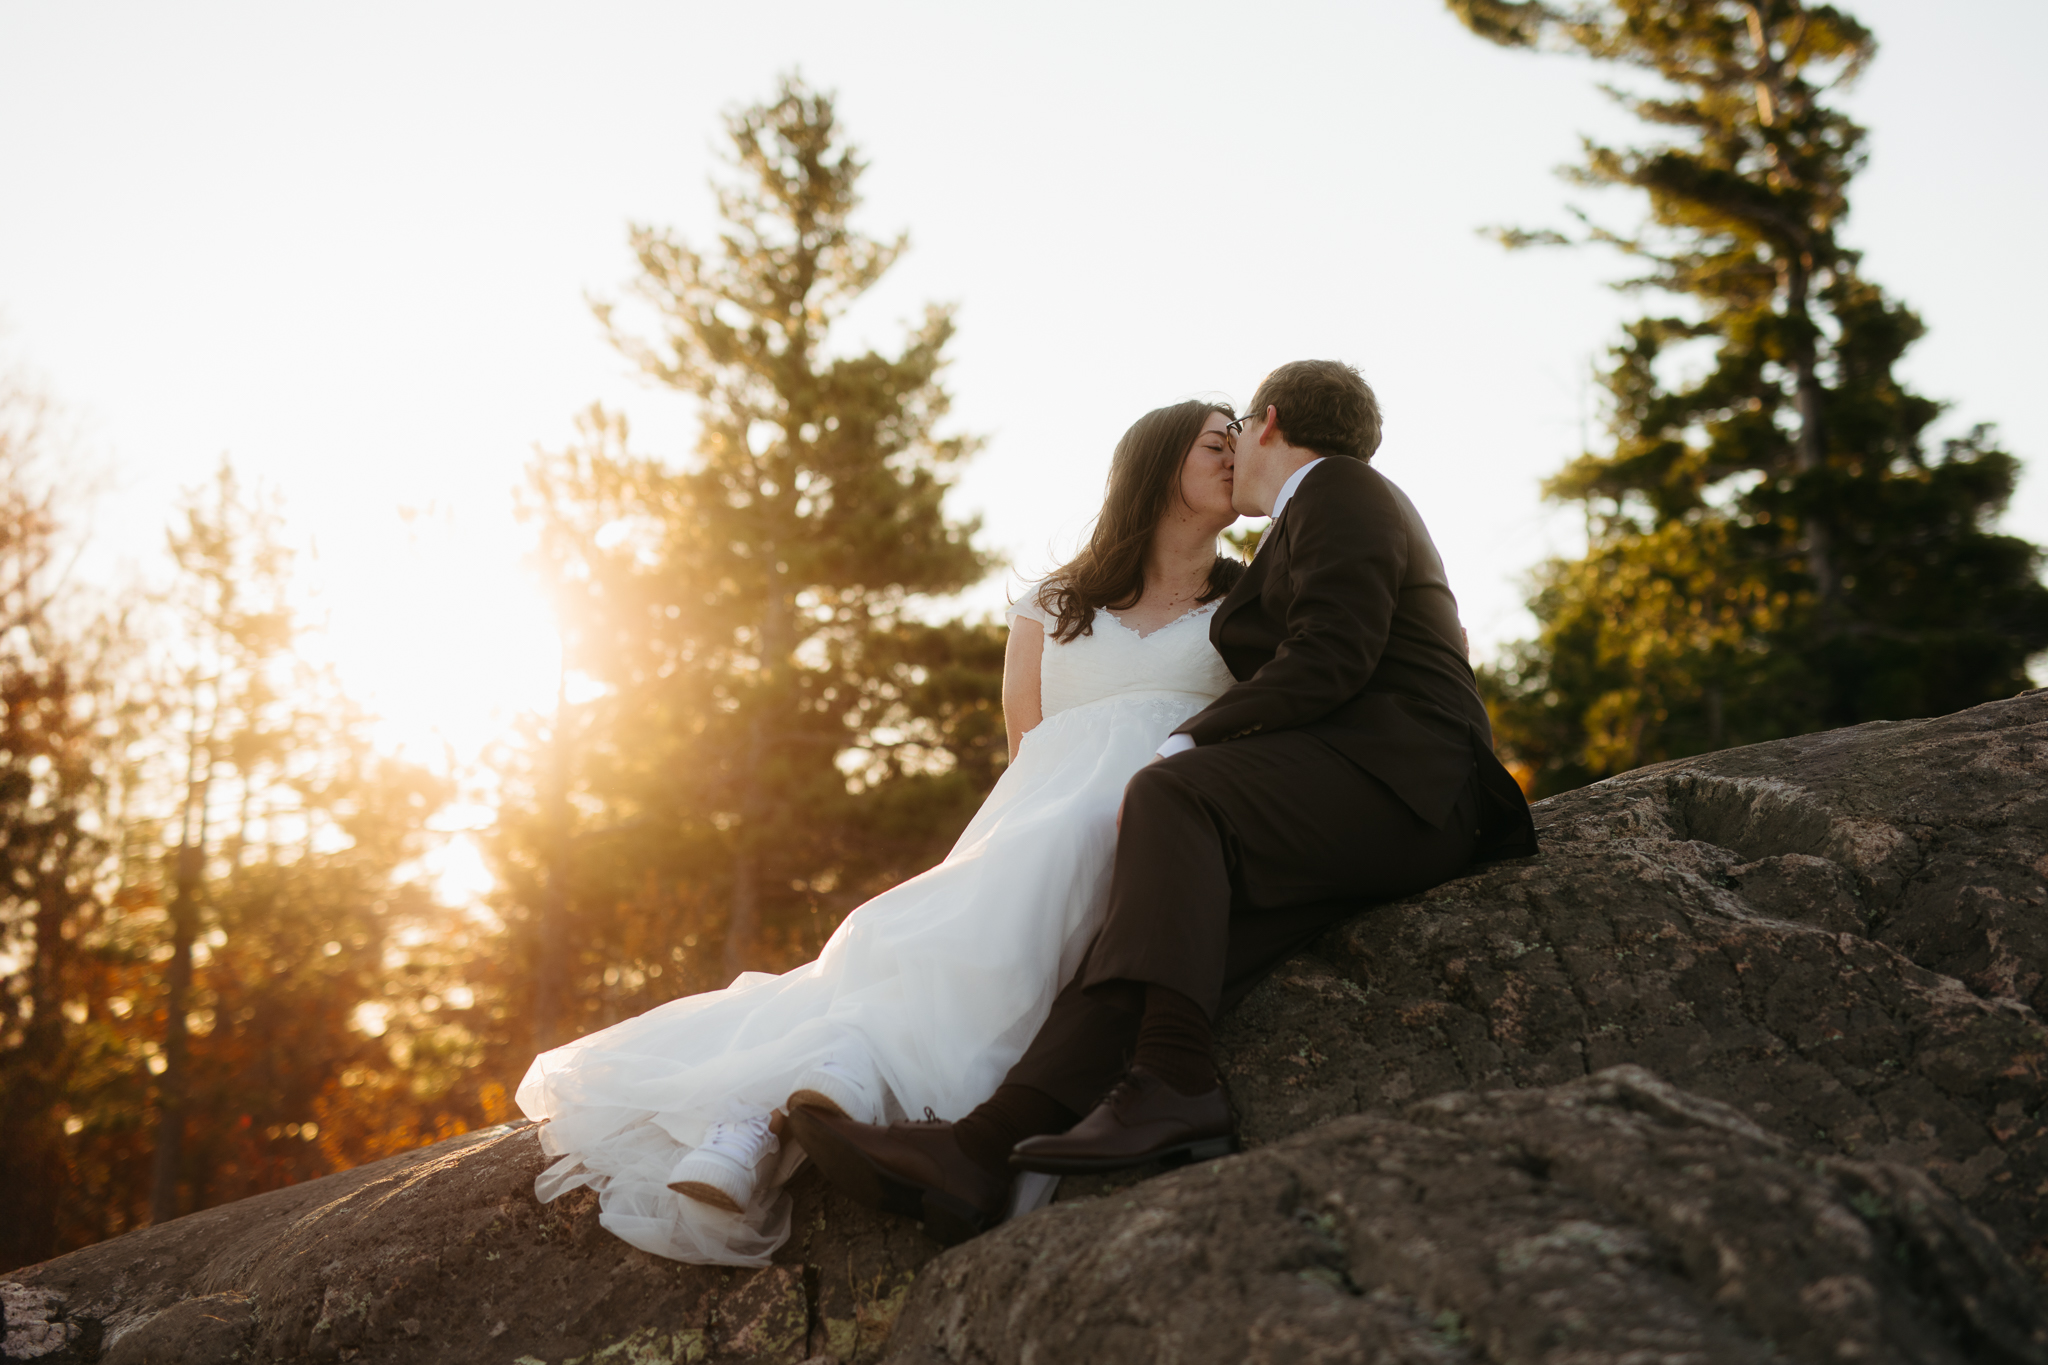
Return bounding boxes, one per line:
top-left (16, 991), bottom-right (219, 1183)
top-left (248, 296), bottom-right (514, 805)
top-left (1246, 360), bottom-right (1382, 461)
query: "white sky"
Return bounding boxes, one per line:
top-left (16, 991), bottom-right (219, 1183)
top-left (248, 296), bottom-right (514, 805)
top-left (4, 0), bottom-right (2045, 794)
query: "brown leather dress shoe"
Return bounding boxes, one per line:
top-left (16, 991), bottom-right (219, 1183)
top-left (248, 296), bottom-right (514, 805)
top-left (1009, 1066), bottom-right (1236, 1175)
top-left (787, 1105), bottom-right (1011, 1247)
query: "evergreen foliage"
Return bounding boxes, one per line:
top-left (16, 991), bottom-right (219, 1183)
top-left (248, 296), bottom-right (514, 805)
top-left (1451, 0), bottom-right (2048, 795)
top-left (0, 376), bottom-right (116, 1269)
top-left (497, 74), bottom-right (999, 1050)
top-left (0, 71), bottom-right (1002, 1272)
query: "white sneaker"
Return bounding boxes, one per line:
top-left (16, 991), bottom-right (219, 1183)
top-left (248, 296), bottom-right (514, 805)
top-left (787, 1048), bottom-right (883, 1124)
top-left (667, 1113), bottom-right (778, 1214)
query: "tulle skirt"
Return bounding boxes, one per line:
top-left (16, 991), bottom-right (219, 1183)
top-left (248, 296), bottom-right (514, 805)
top-left (514, 688), bottom-right (1212, 1265)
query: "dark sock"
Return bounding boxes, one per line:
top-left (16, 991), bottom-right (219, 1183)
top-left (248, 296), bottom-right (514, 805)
top-left (954, 1084), bottom-right (1076, 1178)
top-left (1132, 984), bottom-right (1217, 1095)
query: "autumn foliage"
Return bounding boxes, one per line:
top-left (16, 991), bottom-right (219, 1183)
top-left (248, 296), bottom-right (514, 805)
top-left (0, 76), bottom-right (1005, 1272)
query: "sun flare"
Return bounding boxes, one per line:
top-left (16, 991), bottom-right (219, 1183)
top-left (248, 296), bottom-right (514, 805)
top-left (302, 502), bottom-right (562, 906)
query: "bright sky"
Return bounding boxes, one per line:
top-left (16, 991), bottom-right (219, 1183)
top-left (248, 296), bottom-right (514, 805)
top-left (4, 1), bottom-right (2044, 886)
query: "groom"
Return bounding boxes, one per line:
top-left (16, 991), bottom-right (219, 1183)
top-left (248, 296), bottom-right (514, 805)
top-left (792, 360), bottom-right (1537, 1244)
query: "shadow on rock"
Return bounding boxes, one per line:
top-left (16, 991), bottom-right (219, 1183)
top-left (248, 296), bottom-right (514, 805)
top-left (890, 1067), bottom-right (2048, 1365)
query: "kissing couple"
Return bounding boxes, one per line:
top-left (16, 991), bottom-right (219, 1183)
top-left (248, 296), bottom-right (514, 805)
top-left (516, 359), bottom-right (1537, 1264)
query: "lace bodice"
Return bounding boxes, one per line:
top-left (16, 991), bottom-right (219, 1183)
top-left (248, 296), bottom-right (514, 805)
top-left (1008, 578), bottom-right (1236, 719)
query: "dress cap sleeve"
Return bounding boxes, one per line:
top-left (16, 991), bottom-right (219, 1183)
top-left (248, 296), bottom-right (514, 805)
top-left (1006, 576), bottom-right (1055, 632)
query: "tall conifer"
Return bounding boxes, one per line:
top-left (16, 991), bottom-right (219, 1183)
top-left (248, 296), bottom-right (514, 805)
top-left (1452, 0), bottom-right (2048, 794)
top-left (505, 75), bottom-right (994, 1038)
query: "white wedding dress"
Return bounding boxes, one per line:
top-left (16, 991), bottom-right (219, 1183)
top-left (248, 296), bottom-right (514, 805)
top-left (515, 581), bottom-right (1235, 1265)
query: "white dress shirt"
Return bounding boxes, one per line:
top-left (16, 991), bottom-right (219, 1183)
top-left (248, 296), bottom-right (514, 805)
top-left (1155, 458), bottom-right (1328, 759)
top-left (1265, 457), bottom-right (1325, 528)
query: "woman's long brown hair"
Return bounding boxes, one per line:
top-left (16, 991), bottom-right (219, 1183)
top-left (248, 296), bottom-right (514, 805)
top-left (1036, 399), bottom-right (1245, 644)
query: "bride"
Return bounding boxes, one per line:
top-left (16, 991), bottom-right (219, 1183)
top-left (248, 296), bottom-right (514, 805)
top-left (516, 398), bottom-right (1245, 1265)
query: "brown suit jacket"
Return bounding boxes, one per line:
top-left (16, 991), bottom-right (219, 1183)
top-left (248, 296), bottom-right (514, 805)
top-left (1171, 457), bottom-right (1537, 859)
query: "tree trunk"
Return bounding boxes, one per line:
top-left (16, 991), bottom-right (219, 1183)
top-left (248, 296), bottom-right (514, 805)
top-left (149, 838), bottom-right (202, 1225)
top-left (150, 708), bottom-right (212, 1227)
top-left (1, 841), bottom-right (81, 1266)
top-left (534, 672), bottom-right (573, 1053)
top-left (724, 560), bottom-right (793, 984)
top-left (1782, 251), bottom-right (1838, 617)
top-left (724, 719), bottom-right (765, 985)
top-left (25, 839), bottom-right (73, 1072)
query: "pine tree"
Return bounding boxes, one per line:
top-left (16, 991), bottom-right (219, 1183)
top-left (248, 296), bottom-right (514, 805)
top-left (1452, 0), bottom-right (2048, 795)
top-left (140, 462), bottom-right (458, 1223)
top-left (502, 74), bottom-right (994, 1045)
top-left (0, 373), bottom-right (118, 1268)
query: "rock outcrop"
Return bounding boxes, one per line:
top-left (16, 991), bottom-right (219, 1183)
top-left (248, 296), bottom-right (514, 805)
top-left (1214, 688), bottom-right (2048, 1260)
top-left (889, 1068), bottom-right (2046, 1365)
top-left (0, 1125), bottom-right (937, 1365)
top-left (6, 692), bottom-right (2046, 1363)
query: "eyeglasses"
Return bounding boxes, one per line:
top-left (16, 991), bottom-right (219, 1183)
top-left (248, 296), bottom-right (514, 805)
top-left (1224, 410), bottom-right (1267, 439)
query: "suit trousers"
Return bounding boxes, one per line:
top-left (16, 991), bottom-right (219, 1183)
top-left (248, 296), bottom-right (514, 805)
top-left (1003, 730), bottom-right (1479, 1115)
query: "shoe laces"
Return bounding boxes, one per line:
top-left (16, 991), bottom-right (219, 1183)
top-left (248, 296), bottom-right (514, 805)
top-left (1100, 1071), bottom-right (1147, 1110)
top-left (697, 1114), bottom-right (773, 1164)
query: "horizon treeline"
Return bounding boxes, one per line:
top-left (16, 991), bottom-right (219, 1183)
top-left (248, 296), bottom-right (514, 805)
top-left (5, 3), bottom-right (2046, 1271)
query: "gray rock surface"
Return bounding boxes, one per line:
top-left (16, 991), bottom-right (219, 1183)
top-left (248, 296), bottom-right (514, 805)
top-left (888, 1067), bottom-right (2047, 1365)
top-left (5, 692), bottom-right (2046, 1362)
top-left (1, 1123), bottom-right (938, 1363)
top-left (1214, 690), bottom-right (2048, 1260)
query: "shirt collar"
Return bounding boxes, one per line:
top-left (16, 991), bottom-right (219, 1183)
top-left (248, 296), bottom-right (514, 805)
top-left (1268, 457), bottom-right (1326, 527)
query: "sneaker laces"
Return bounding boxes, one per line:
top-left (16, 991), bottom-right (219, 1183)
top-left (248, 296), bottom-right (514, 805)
top-left (696, 1114), bottom-right (773, 1164)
